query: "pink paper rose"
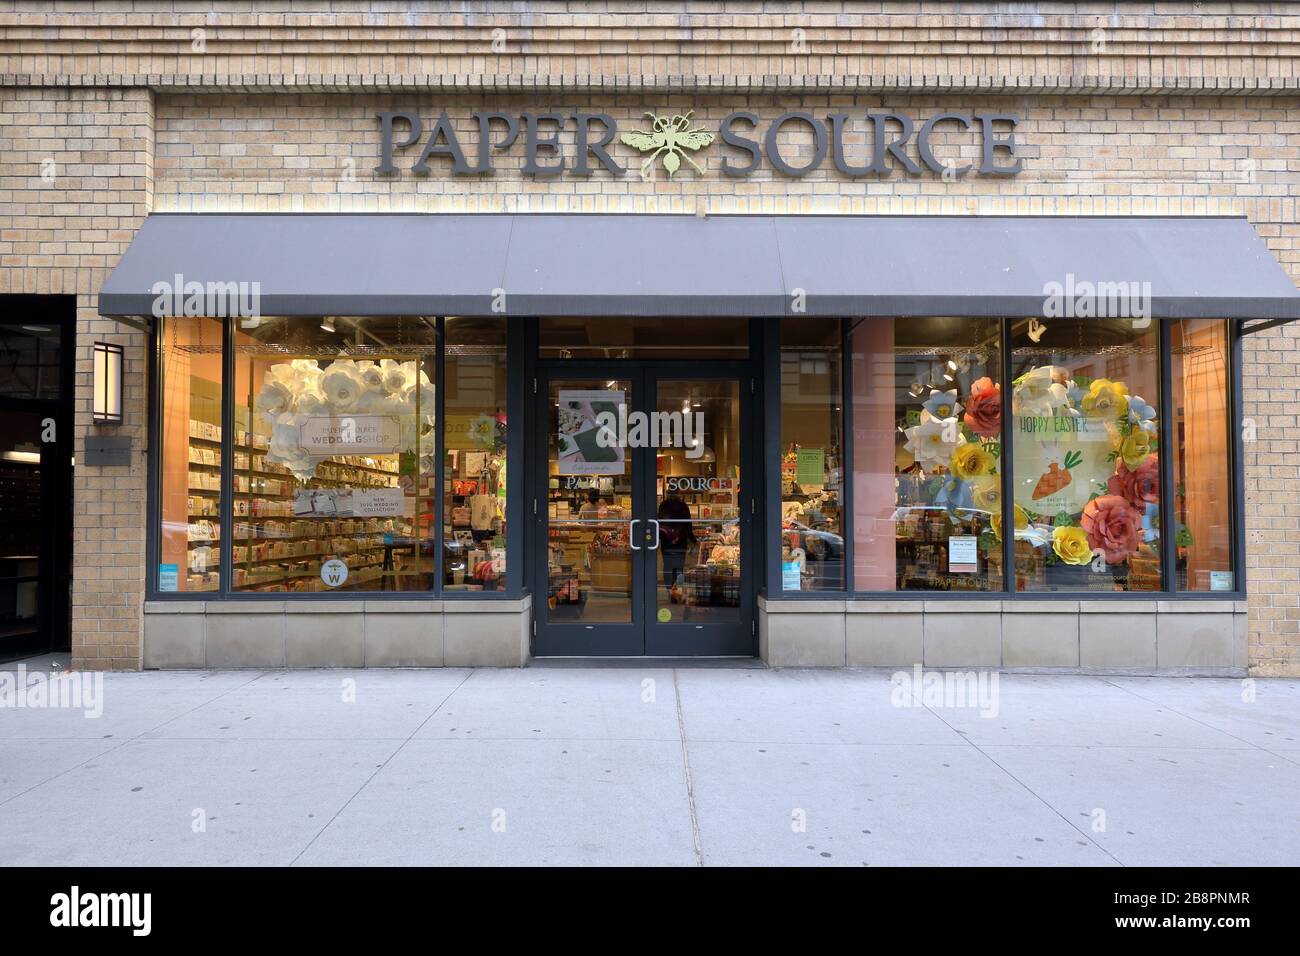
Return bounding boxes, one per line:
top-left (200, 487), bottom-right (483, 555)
top-left (1081, 495), bottom-right (1142, 565)
top-left (1107, 454), bottom-right (1160, 510)
top-left (963, 376), bottom-right (1002, 439)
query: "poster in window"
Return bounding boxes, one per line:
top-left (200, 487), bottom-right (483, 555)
top-left (556, 389), bottom-right (625, 475)
top-left (1012, 413), bottom-right (1114, 516)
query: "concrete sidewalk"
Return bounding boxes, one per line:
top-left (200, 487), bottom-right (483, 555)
top-left (0, 659), bottom-right (1297, 866)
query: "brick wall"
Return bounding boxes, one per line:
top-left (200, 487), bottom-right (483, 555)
top-left (0, 86), bottom-right (152, 670)
top-left (3, 2), bottom-right (1300, 94)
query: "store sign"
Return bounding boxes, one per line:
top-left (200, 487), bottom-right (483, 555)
top-left (665, 476), bottom-right (734, 493)
top-left (376, 110), bottom-right (1023, 179)
top-left (299, 415), bottom-right (401, 455)
top-left (320, 558), bottom-right (349, 588)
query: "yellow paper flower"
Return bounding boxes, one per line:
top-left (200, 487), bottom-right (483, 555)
top-left (992, 503), bottom-right (1029, 541)
top-left (1119, 430), bottom-right (1152, 469)
top-left (1081, 378), bottom-right (1130, 420)
top-left (970, 475), bottom-right (1001, 512)
top-left (1052, 525), bottom-right (1093, 566)
top-left (949, 442), bottom-right (995, 480)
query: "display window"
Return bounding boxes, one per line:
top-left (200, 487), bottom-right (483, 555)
top-left (443, 317), bottom-right (508, 591)
top-left (230, 317), bottom-right (439, 593)
top-left (1170, 319), bottom-right (1235, 592)
top-left (780, 318), bottom-right (844, 591)
top-left (851, 316), bottom-right (1004, 592)
top-left (1009, 318), bottom-right (1162, 592)
top-left (158, 315), bottom-right (224, 592)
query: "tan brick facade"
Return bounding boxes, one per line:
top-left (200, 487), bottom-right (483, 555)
top-left (1, 2), bottom-right (1298, 673)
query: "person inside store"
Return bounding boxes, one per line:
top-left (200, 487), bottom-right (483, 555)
top-left (657, 495), bottom-right (696, 595)
top-left (578, 488), bottom-right (603, 519)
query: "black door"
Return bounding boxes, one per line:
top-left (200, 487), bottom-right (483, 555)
top-left (532, 364), bottom-right (756, 656)
top-left (0, 299), bottom-right (74, 662)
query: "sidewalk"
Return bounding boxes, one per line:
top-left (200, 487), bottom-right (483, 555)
top-left (1, 659), bottom-right (1297, 866)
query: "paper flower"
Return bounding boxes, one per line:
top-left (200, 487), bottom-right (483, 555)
top-left (1052, 525), bottom-right (1093, 566)
top-left (950, 441), bottom-right (996, 480)
top-left (992, 503), bottom-right (1029, 542)
top-left (905, 414), bottom-right (963, 466)
top-left (1081, 378), bottom-right (1130, 421)
top-left (255, 378), bottom-right (293, 423)
top-left (1013, 366), bottom-right (1071, 417)
top-left (1081, 495), bottom-right (1141, 565)
top-left (934, 475), bottom-right (973, 514)
top-left (1119, 430), bottom-right (1153, 469)
top-left (1142, 502), bottom-right (1161, 544)
top-left (970, 475), bottom-right (1002, 512)
top-left (1127, 394), bottom-right (1157, 433)
top-left (402, 382), bottom-right (436, 414)
top-left (1108, 454), bottom-right (1159, 508)
top-left (321, 365), bottom-right (362, 410)
top-left (963, 377), bottom-right (1002, 439)
top-left (468, 412), bottom-right (502, 450)
top-left (923, 388), bottom-right (962, 421)
top-left (379, 358), bottom-right (410, 394)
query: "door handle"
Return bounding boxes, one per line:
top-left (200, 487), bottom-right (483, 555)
top-left (629, 518), bottom-right (641, 551)
top-left (647, 519), bottom-right (660, 550)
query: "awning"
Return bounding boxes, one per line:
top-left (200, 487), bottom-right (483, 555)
top-left (99, 213), bottom-right (1300, 320)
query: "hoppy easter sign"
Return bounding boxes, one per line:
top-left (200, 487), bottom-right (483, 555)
top-left (1013, 412), bottom-right (1113, 516)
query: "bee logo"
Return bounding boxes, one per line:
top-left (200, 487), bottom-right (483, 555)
top-left (620, 111), bottom-right (715, 178)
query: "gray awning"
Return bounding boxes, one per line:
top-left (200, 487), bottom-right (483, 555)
top-left (99, 213), bottom-right (1300, 320)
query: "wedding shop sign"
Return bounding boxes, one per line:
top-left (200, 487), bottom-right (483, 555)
top-left (299, 416), bottom-right (402, 455)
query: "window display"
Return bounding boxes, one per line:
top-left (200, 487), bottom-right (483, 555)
top-left (1170, 319), bottom-right (1234, 591)
top-left (1010, 318), bottom-right (1161, 592)
top-left (232, 317), bottom-right (438, 593)
top-left (851, 316), bottom-right (1004, 591)
top-left (443, 317), bottom-right (508, 591)
top-left (780, 318), bottom-right (844, 591)
top-left (158, 315), bottom-right (224, 592)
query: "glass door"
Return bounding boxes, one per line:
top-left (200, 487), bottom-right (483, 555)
top-left (536, 375), bottom-right (644, 655)
top-left (534, 367), bottom-right (755, 657)
top-left (643, 373), bottom-right (753, 656)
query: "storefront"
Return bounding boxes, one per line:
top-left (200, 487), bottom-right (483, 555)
top-left (89, 208), bottom-right (1294, 669)
top-left (9, 2), bottom-right (1300, 673)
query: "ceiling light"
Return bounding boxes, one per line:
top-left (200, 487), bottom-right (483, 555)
top-left (320, 317), bottom-right (336, 333)
top-left (21, 324), bottom-right (51, 333)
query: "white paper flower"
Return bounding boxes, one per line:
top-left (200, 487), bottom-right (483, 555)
top-left (904, 415), bottom-right (964, 466)
top-left (380, 359), bottom-right (409, 394)
top-left (403, 382), bottom-right (436, 415)
top-left (296, 390), bottom-right (327, 416)
top-left (256, 379), bottom-right (293, 423)
top-left (359, 362), bottom-right (385, 391)
top-left (268, 413), bottom-right (304, 459)
top-left (321, 365), bottom-right (361, 410)
top-left (1013, 365), bottom-right (1072, 417)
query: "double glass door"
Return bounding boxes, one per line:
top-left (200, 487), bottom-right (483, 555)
top-left (534, 365), bottom-right (754, 656)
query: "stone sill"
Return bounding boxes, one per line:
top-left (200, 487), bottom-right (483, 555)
top-left (759, 597), bottom-right (1246, 615)
top-left (145, 595), bottom-right (531, 615)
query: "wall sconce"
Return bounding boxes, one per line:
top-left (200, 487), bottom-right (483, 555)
top-left (92, 341), bottom-right (124, 425)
